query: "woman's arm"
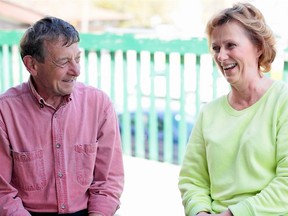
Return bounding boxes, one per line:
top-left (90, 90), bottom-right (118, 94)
top-left (179, 112), bottom-right (213, 215)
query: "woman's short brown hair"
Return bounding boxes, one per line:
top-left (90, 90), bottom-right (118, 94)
top-left (205, 2), bottom-right (276, 72)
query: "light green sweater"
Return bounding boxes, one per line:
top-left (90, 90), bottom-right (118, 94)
top-left (179, 81), bottom-right (288, 216)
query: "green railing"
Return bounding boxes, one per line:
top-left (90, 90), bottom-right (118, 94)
top-left (1, 30), bottom-right (288, 164)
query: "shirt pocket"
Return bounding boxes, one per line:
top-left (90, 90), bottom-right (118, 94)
top-left (74, 142), bottom-right (98, 186)
top-left (12, 149), bottom-right (47, 191)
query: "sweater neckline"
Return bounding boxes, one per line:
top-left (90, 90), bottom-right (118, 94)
top-left (222, 81), bottom-right (277, 116)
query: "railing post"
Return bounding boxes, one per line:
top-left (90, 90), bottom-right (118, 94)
top-left (84, 50), bottom-right (89, 85)
top-left (283, 60), bottom-right (288, 82)
top-left (96, 50), bottom-right (102, 89)
top-left (110, 51), bottom-right (116, 103)
top-left (212, 61), bottom-right (218, 100)
top-left (121, 51), bottom-right (132, 156)
top-left (178, 54), bottom-right (187, 164)
top-left (148, 52), bottom-right (159, 161)
top-left (0, 46), bottom-right (3, 92)
top-left (163, 53), bottom-right (173, 163)
top-left (135, 52), bottom-right (145, 158)
top-left (195, 55), bottom-right (201, 117)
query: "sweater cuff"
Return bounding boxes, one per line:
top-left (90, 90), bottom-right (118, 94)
top-left (229, 201), bottom-right (253, 216)
top-left (189, 205), bottom-right (212, 216)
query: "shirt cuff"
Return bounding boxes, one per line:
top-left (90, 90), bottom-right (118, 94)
top-left (88, 195), bottom-right (120, 216)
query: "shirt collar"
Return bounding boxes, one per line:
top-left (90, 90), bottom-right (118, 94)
top-left (28, 76), bottom-right (72, 108)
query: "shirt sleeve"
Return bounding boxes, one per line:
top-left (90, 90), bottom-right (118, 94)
top-left (229, 97), bottom-right (288, 216)
top-left (0, 121), bottom-right (31, 216)
top-left (87, 102), bottom-right (124, 216)
top-left (178, 111), bottom-right (213, 216)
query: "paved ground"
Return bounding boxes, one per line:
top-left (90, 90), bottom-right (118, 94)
top-left (115, 155), bottom-right (185, 216)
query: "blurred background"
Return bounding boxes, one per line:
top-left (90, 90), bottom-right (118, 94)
top-left (1, 0), bottom-right (288, 40)
top-left (2, 0), bottom-right (287, 74)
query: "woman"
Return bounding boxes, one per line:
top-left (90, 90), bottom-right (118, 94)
top-left (178, 2), bottom-right (288, 216)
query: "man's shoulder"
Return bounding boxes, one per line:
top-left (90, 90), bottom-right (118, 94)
top-left (0, 83), bottom-right (30, 102)
top-left (73, 82), bottom-right (111, 100)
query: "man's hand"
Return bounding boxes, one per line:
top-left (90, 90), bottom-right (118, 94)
top-left (89, 213), bottom-right (103, 216)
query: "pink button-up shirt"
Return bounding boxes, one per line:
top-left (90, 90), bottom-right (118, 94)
top-left (0, 78), bottom-right (124, 216)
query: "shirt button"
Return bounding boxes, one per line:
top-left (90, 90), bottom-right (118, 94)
top-left (58, 172), bottom-right (63, 178)
top-left (56, 143), bottom-right (61, 148)
top-left (21, 154), bottom-right (27, 160)
top-left (61, 204), bottom-right (65, 209)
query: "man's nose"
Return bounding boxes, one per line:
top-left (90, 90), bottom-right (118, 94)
top-left (68, 61), bottom-right (80, 76)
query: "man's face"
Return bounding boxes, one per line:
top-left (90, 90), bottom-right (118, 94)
top-left (33, 39), bottom-right (81, 101)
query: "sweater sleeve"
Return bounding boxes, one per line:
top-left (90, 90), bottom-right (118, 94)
top-left (178, 111), bottom-right (213, 216)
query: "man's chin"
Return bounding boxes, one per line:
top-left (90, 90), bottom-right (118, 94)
top-left (60, 88), bottom-right (74, 96)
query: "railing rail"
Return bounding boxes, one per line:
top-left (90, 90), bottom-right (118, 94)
top-left (1, 30), bottom-right (288, 164)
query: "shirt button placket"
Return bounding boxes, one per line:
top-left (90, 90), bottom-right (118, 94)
top-left (58, 172), bottom-right (63, 178)
top-left (61, 203), bottom-right (66, 209)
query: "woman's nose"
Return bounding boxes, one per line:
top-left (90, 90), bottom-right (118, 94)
top-left (217, 48), bottom-right (228, 62)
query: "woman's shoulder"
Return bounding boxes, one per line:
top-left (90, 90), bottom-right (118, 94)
top-left (201, 95), bottom-right (227, 111)
top-left (270, 80), bottom-right (288, 97)
top-left (263, 81), bottom-right (288, 110)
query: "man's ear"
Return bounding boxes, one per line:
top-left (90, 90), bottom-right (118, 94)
top-left (23, 55), bottom-right (38, 76)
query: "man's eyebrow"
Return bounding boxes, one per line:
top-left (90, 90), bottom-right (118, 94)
top-left (57, 51), bottom-right (82, 60)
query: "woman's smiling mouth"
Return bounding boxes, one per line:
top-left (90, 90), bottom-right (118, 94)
top-left (223, 63), bottom-right (237, 70)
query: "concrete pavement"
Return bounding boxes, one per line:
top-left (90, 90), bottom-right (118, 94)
top-left (116, 156), bottom-right (185, 216)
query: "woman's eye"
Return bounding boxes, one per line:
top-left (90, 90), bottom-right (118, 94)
top-left (227, 43), bottom-right (236, 49)
top-left (212, 46), bottom-right (220, 53)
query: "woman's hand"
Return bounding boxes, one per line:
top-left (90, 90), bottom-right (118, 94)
top-left (197, 209), bottom-right (233, 216)
top-left (197, 212), bottom-right (211, 216)
top-left (212, 209), bottom-right (233, 216)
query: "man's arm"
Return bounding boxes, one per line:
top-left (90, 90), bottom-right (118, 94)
top-left (88, 103), bottom-right (124, 216)
top-left (0, 125), bottom-right (30, 215)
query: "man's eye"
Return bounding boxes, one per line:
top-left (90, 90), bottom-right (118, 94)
top-left (52, 59), bottom-right (68, 68)
top-left (56, 60), bottom-right (69, 67)
top-left (75, 56), bottom-right (81, 63)
top-left (60, 60), bottom-right (69, 65)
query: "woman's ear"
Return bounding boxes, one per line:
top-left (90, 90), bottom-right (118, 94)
top-left (256, 46), bottom-right (263, 58)
top-left (23, 55), bottom-right (38, 76)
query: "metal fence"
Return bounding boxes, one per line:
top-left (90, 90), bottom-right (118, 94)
top-left (1, 30), bottom-right (288, 164)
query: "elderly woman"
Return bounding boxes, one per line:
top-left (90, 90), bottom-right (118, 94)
top-left (178, 2), bottom-right (288, 216)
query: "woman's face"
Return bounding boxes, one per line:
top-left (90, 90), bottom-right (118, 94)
top-left (210, 21), bottom-right (262, 86)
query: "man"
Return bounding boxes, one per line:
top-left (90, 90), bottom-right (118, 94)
top-left (0, 16), bottom-right (124, 216)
